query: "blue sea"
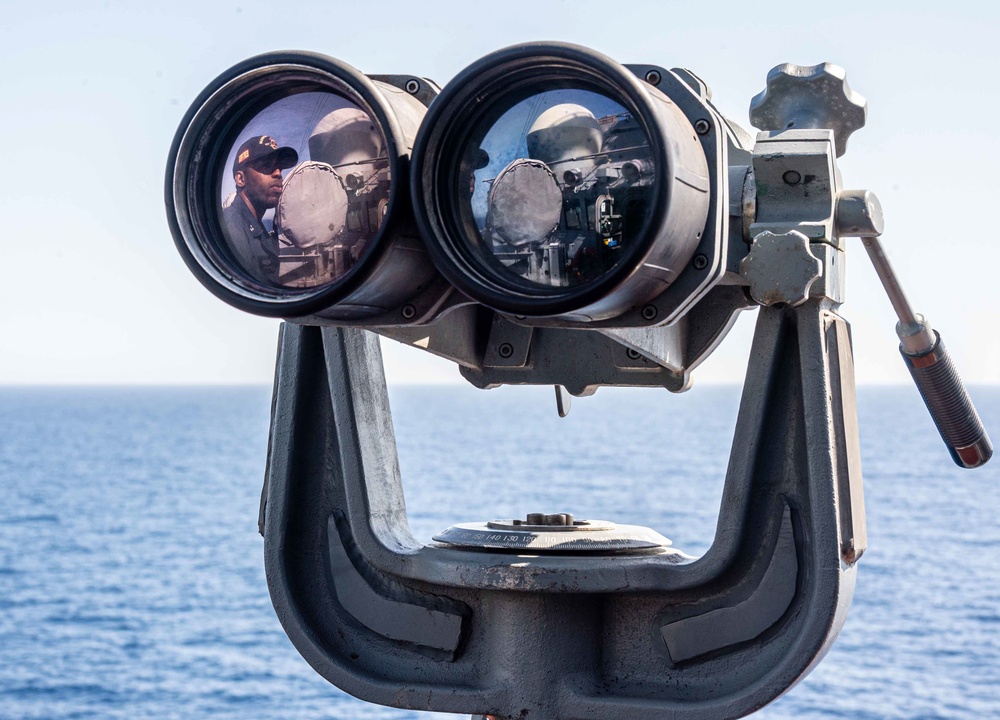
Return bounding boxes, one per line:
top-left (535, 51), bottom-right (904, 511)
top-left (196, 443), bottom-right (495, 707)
top-left (2, 383), bottom-right (999, 719)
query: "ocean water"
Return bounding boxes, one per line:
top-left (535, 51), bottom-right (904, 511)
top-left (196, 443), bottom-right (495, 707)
top-left (1, 383), bottom-right (999, 719)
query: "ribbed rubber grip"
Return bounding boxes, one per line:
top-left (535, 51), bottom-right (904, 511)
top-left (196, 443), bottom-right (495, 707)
top-left (902, 333), bottom-right (993, 468)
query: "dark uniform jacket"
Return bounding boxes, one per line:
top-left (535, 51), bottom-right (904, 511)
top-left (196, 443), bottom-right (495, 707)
top-left (222, 197), bottom-right (280, 284)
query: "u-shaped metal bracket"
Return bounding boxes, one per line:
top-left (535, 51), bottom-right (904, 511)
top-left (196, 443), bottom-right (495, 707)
top-left (261, 299), bottom-right (865, 720)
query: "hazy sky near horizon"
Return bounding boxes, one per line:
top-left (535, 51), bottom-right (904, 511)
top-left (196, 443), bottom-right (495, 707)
top-left (3, 0), bottom-right (998, 387)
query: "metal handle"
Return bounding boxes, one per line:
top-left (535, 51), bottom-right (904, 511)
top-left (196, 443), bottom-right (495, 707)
top-left (861, 236), bottom-right (992, 468)
top-left (901, 333), bottom-right (993, 468)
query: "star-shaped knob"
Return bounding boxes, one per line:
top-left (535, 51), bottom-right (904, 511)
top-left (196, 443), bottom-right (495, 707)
top-left (740, 230), bottom-right (822, 307)
top-left (749, 63), bottom-right (867, 157)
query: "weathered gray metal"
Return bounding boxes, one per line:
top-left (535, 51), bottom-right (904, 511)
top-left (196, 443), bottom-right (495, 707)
top-left (373, 285), bottom-right (755, 396)
top-left (739, 67), bottom-right (866, 324)
top-left (261, 295), bottom-right (865, 719)
top-left (162, 49), bottom-right (994, 718)
top-left (836, 189), bottom-right (884, 238)
top-left (253, 59), bottom-right (876, 719)
top-left (749, 63), bottom-right (866, 157)
top-left (739, 230), bottom-right (821, 306)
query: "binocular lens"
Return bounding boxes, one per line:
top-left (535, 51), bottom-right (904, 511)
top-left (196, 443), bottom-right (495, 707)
top-left (219, 91), bottom-right (390, 290)
top-left (461, 89), bottom-right (656, 289)
top-left (412, 43), bottom-right (712, 320)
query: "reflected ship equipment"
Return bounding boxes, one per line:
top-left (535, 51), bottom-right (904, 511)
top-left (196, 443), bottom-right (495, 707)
top-left (484, 106), bottom-right (654, 287)
top-left (275, 107), bottom-right (391, 288)
top-left (166, 51), bottom-right (439, 320)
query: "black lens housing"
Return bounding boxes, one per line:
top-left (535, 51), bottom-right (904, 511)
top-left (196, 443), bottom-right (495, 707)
top-left (166, 51), bottom-right (435, 320)
top-left (411, 42), bottom-right (712, 320)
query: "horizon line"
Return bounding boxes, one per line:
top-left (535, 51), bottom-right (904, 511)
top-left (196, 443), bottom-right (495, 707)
top-left (1, 381), bottom-right (996, 389)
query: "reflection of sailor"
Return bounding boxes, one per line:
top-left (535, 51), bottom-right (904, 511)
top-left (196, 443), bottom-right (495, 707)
top-left (221, 135), bottom-right (298, 284)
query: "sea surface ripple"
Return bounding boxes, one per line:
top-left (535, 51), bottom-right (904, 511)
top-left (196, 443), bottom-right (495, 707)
top-left (1, 384), bottom-right (998, 719)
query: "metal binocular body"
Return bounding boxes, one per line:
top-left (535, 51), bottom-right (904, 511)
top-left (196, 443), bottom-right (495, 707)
top-left (166, 42), bottom-right (991, 720)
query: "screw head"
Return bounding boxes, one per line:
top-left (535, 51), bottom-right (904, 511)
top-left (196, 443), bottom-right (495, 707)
top-left (694, 119), bottom-right (711, 135)
top-left (641, 305), bottom-right (658, 321)
top-left (782, 170), bottom-right (802, 185)
top-left (644, 69), bottom-right (662, 86)
top-left (692, 254), bottom-right (708, 270)
top-left (404, 78), bottom-right (420, 95)
top-left (626, 348), bottom-right (642, 360)
top-left (497, 342), bottom-right (514, 359)
top-left (401, 304), bottom-right (416, 319)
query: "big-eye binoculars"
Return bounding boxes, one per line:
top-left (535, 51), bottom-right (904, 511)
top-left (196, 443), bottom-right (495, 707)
top-left (166, 42), bottom-right (991, 720)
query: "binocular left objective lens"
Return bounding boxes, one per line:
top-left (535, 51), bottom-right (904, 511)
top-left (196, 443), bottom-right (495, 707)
top-left (167, 52), bottom-right (436, 319)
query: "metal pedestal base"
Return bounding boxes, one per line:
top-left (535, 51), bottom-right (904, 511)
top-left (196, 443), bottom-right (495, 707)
top-left (261, 300), bottom-right (865, 719)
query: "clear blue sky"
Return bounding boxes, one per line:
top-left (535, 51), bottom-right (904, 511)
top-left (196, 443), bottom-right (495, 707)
top-left (3, 0), bottom-right (998, 386)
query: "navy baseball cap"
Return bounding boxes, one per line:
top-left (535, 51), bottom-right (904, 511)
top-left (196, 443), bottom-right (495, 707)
top-left (232, 135), bottom-right (298, 174)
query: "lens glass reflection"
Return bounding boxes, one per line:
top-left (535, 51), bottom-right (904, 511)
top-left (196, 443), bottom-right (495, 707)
top-left (461, 89), bottom-right (655, 289)
top-left (219, 91), bottom-right (389, 289)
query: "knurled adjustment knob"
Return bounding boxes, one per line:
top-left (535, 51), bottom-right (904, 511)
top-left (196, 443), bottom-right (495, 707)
top-left (749, 63), bottom-right (867, 157)
top-left (740, 230), bottom-right (822, 307)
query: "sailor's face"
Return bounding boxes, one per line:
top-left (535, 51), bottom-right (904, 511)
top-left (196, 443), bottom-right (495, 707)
top-left (238, 157), bottom-right (285, 209)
